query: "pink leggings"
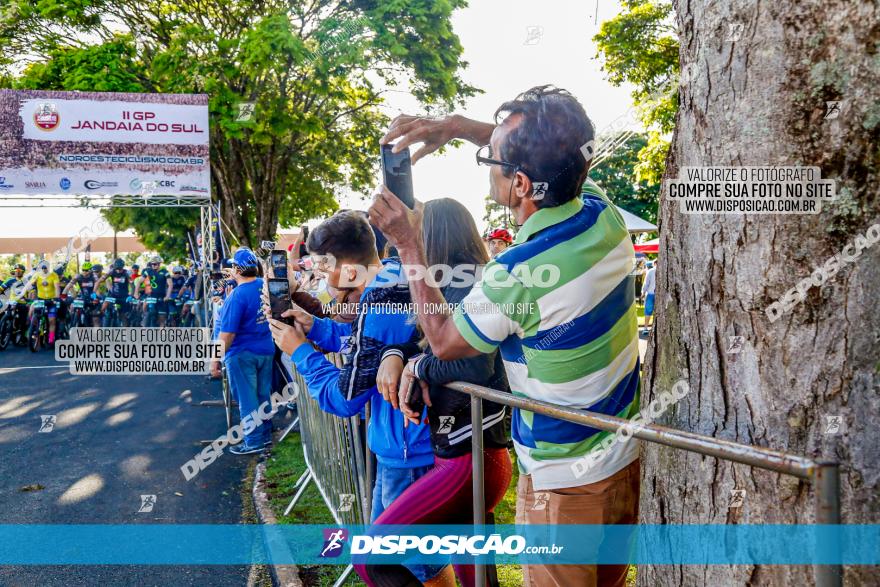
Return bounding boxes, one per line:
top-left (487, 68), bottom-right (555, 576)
top-left (355, 447), bottom-right (512, 586)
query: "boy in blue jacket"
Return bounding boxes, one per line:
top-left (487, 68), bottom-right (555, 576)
top-left (268, 211), bottom-right (439, 580)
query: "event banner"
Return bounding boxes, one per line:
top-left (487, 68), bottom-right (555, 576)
top-left (0, 89), bottom-right (210, 196)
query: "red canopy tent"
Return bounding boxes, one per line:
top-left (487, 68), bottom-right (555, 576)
top-left (634, 238), bottom-right (659, 254)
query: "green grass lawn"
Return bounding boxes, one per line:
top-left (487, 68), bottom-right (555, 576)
top-left (263, 436), bottom-right (635, 586)
top-left (493, 451), bottom-right (521, 586)
top-left (263, 433), bottom-right (360, 586)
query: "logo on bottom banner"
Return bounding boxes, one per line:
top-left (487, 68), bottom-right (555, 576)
top-left (319, 528), bottom-right (349, 558)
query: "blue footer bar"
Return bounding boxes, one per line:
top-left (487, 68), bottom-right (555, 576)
top-left (0, 524), bottom-right (875, 565)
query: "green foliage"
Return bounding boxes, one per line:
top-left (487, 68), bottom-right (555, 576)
top-left (2, 0), bottom-right (476, 247)
top-left (589, 132), bottom-right (660, 224)
top-left (0, 255), bottom-right (26, 278)
top-left (15, 39), bottom-right (146, 92)
top-left (594, 0), bottom-right (678, 183)
top-left (101, 207), bottom-right (199, 260)
top-left (482, 194), bottom-right (509, 233)
top-left (634, 130), bottom-right (670, 186)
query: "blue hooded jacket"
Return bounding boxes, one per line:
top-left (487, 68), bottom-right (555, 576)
top-left (291, 259), bottom-right (432, 468)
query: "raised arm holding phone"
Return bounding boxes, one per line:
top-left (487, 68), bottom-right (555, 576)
top-left (369, 87), bottom-right (643, 587)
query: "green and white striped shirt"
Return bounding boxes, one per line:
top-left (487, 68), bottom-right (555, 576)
top-left (453, 180), bottom-right (640, 490)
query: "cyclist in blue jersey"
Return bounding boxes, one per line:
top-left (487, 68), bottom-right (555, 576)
top-left (167, 265), bottom-right (187, 325)
top-left (140, 256), bottom-right (172, 327)
top-left (181, 267), bottom-right (198, 299)
top-left (63, 262), bottom-right (101, 326)
top-left (169, 265), bottom-right (187, 298)
top-left (101, 259), bottom-right (132, 326)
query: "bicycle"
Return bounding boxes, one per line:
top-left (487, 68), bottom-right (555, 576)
top-left (55, 297), bottom-right (70, 340)
top-left (179, 298), bottom-right (197, 327)
top-left (102, 296), bottom-right (122, 327)
top-left (166, 298), bottom-right (182, 327)
top-left (5, 303), bottom-right (30, 348)
top-left (0, 304), bottom-right (19, 350)
top-left (68, 297), bottom-right (95, 330)
top-left (125, 296), bottom-right (141, 327)
top-left (27, 300), bottom-right (49, 352)
top-left (142, 296), bottom-right (159, 327)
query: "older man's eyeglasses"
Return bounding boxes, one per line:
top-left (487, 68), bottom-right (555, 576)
top-left (476, 145), bottom-right (540, 183)
top-left (475, 144), bottom-right (516, 170)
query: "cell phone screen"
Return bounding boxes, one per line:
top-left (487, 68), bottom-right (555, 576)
top-left (271, 251), bottom-right (288, 279)
top-left (268, 278), bottom-right (292, 319)
top-left (381, 144), bottom-right (415, 209)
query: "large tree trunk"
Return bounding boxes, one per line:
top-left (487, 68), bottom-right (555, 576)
top-left (211, 138), bottom-right (281, 249)
top-left (640, 1), bottom-right (880, 586)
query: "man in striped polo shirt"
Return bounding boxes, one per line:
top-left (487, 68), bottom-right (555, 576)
top-left (370, 85), bottom-right (640, 587)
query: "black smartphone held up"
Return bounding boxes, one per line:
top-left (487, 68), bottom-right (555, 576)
top-left (405, 377), bottom-right (426, 422)
top-left (270, 250), bottom-right (288, 279)
top-left (380, 144), bottom-right (415, 209)
top-left (267, 278), bottom-right (293, 321)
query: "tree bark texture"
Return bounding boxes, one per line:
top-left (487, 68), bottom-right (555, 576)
top-left (640, 0), bottom-right (879, 585)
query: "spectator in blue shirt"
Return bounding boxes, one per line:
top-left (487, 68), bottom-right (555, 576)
top-left (219, 248), bottom-right (276, 454)
top-left (267, 212), bottom-right (440, 582)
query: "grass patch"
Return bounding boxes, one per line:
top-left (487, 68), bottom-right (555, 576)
top-left (263, 433), bottom-right (359, 586)
top-left (494, 450), bottom-right (520, 586)
top-left (241, 459), bottom-right (273, 587)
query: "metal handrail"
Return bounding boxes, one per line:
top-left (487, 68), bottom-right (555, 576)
top-left (447, 381), bottom-right (842, 587)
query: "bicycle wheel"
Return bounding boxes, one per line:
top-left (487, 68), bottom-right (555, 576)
top-left (13, 310), bottom-right (27, 346)
top-left (40, 317), bottom-right (48, 350)
top-left (102, 307), bottom-right (115, 328)
top-left (56, 319), bottom-right (67, 341)
top-left (0, 314), bottom-right (11, 351)
top-left (27, 316), bottom-right (40, 352)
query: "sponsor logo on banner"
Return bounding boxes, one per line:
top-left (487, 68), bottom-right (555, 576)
top-left (33, 103), bottom-right (60, 131)
top-left (0, 177), bottom-right (13, 190)
top-left (84, 179), bottom-right (119, 190)
top-left (25, 181), bottom-right (47, 189)
top-left (179, 185), bottom-right (209, 193)
top-left (131, 178), bottom-right (174, 190)
top-left (60, 177), bottom-right (71, 191)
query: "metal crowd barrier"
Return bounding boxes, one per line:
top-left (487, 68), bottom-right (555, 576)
top-left (281, 353), bottom-right (372, 587)
top-left (449, 381), bottom-right (843, 587)
top-left (278, 354), bottom-right (841, 587)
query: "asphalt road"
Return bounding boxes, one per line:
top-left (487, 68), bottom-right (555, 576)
top-left (0, 343), bottom-right (256, 587)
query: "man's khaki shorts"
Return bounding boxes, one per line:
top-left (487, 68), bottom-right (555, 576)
top-left (515, 459), bottom-right (640, 587)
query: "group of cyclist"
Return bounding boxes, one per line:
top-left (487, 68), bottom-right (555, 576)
top-left (0, 256), bottom-right (202, 351)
